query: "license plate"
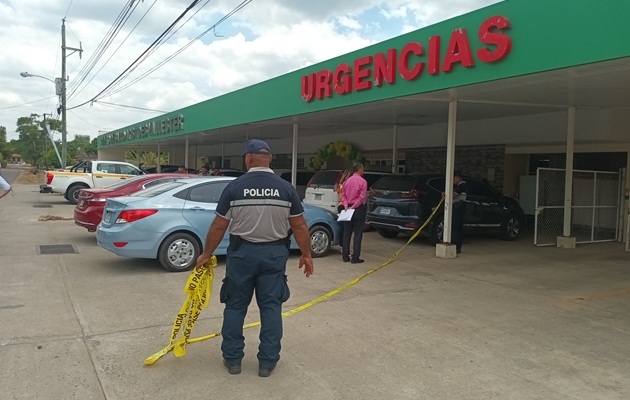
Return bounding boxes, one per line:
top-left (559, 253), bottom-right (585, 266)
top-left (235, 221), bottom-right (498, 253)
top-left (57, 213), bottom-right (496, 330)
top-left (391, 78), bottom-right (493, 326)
top-left (314, 194), bottom-right (322, 200)
top-left (380, 207), bottom-right (392, 215)
top-left (103, 213), bottom-right (112, 223)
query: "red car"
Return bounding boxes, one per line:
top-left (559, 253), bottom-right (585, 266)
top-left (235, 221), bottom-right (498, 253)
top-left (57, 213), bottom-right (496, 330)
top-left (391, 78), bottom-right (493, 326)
top-left (74, 173), bottom-right (196, 232)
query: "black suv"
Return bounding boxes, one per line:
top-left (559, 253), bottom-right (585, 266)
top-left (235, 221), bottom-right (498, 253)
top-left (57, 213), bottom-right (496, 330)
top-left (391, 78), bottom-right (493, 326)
top-left (366, 174), bottom-right (525, 244)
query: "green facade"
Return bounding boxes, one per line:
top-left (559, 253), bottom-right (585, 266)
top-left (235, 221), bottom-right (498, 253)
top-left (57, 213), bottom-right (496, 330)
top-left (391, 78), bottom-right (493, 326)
top-left (99, 0), bottom-right (630, 148)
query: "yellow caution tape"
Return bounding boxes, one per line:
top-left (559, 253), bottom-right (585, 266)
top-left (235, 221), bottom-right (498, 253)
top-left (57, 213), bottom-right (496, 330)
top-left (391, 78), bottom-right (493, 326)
top-left (144, 257), bottom-right (216, 365)
top-left (145, 199), bottom-right (444, 365)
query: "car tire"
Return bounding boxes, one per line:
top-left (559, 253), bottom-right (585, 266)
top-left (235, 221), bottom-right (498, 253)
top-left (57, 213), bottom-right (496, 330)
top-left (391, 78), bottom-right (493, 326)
top-left (500, 213), bottom-right (522, 241)
top-left (66, 184), bottom-right (88, 205)
top-left (158, 232), bottom-right (200, 272)
top-left (310, 225), bottom-right (331, 258)
top-left (376, 228), bottom-right (399, 239)
top-left (428, 215), bottom-right (444, 246)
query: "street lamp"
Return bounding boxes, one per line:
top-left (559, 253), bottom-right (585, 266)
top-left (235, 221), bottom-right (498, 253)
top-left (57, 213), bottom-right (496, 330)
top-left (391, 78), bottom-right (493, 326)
top-left (20, 71), bottom-right (66, 167)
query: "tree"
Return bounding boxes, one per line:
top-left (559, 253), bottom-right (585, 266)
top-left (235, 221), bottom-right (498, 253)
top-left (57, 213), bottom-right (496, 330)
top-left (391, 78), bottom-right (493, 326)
top-left (14, 114), bottom-right (63, 167)
top-left (125, 150), bottom-right (169, 167)
top-left (0, 126), bottom-right (7, 161)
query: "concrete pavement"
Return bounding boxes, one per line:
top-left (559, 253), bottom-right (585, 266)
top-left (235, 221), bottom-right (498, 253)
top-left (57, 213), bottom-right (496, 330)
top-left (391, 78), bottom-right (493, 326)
top-left (1, 181), bottom-right (629, 399)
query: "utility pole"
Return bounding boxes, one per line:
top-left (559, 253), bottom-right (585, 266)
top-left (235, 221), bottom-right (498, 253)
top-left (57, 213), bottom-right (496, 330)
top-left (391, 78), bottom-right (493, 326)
top-left (60, 18), bottom-right (82, 168)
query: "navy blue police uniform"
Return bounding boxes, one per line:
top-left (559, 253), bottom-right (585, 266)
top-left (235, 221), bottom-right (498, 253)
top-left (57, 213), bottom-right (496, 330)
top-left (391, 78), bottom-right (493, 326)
top-left (215, 166), bottom-right (304, 370)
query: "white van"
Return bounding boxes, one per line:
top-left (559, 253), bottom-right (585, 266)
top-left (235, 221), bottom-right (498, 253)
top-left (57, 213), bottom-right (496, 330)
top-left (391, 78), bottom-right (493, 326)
top-left (304, 170), bottom-right (391, 213)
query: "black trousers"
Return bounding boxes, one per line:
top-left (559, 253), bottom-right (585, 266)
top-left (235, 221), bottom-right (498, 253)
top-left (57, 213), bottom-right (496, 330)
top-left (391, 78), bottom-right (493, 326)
top-left (451, 206), bottom-right (464, 251)
top-left (342, 205), bottom-right (366, 260)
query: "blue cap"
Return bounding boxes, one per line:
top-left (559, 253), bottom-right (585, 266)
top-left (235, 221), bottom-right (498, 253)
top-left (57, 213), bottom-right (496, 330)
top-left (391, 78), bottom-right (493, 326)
top-left (241, 139), bottom-right (271, 156)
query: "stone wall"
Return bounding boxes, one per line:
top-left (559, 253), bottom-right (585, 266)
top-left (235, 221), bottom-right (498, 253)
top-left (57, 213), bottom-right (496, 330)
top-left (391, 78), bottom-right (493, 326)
top-left (405, 145), bottom-right (505, 190)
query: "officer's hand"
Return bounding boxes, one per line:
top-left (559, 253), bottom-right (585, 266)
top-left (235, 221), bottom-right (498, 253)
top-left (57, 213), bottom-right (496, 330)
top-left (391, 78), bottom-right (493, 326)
top-left (196, 252), bottom-right (212, 268)
top-left (299, 255), bottom-right (314, 277)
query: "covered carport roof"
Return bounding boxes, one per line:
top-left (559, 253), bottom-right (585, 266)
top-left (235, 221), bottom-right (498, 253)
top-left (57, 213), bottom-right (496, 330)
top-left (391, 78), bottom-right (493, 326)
top-left (98, 0), bottom-right (630, 149)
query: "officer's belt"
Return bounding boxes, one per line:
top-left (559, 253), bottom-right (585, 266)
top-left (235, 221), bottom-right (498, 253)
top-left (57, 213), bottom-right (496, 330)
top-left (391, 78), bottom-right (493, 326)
top-left (229, 234), bottom-right (290, 250)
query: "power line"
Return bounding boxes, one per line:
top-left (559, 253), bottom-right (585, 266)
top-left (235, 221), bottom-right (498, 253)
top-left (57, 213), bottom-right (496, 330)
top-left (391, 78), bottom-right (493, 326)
top-left (66, 1), bottom-right (135, 96)
top-left (67, 0), bottom-right (159, 103)
top-left (69, 110), bottom-right (108, 129)
top-left (0, 97), bottom-right (56, 111)
top-left (100, 0), bottom-right (253, 100)
top-left (68, 0), bottom-right (205, 110)
top-left (64, 0), bottom-right (74, 18)
top-left (94, 101), bottom-right (167, 113)
top-left (98, 0), bottom-right (214, 99)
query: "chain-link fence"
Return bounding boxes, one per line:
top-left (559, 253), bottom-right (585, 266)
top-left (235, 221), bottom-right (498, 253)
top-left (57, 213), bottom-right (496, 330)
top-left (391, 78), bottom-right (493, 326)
top-left (535, 168), bottom-right (621, 246)
top-left (535, 169), bottom-right (565, 245)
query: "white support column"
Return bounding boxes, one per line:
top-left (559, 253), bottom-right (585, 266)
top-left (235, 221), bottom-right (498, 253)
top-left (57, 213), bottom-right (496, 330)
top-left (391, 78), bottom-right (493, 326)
top-left (392, 125), bottom-right (398, 173)
top-left (558, 107), bottom-right (577, 248)
top-left (156, 142), bottom-right (161, 173)
top-left (291, 123), bottom-right (298, 188)
top-left (437, 100), bottom-right (458, 259)
top-left (184, 138), bottom-right (190, 169)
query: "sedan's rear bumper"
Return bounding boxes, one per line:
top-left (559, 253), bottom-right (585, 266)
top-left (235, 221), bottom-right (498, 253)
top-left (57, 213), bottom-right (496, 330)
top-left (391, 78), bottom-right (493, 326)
top-left (97, 224), bottom-right (162, 259)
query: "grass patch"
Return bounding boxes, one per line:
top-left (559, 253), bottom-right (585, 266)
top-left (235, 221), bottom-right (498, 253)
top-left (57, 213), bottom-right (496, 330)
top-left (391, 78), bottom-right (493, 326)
top-left (15, 170), bottom-right (45, 185)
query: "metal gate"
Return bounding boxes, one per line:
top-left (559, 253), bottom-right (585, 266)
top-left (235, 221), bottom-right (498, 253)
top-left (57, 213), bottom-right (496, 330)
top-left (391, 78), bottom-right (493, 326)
top-left (535, 168), bottom-right (622, 246)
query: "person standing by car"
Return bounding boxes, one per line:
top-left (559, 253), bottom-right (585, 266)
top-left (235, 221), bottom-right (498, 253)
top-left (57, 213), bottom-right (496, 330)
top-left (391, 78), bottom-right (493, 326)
top-left (196, 139), bottom-right (314, 378)
top-left (176, 165), bottom-right (187, 173)
top-left (198, 165), bottom-right (210, 176)
top-left (211, 167), bottom-right (225, 176)
top-left (0, 166), bottom-right (12, 200)
top-left (337, 169), bottom-right (352, 213)
top-left (341, 163), bottom-right (367, 264)
top-left (445, 171), bottom-right (467, 254)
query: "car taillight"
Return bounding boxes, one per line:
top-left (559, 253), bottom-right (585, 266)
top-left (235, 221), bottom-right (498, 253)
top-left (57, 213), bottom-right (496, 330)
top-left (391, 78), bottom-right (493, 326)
top-left (398, 190), bottom-right (425, 199)
top-left (333, 171), bottom-right (343, 191)
top-left (116, 209), bottom-right (158, 224)
top-left (88, 198), bottom-right (107, 204)
top-left (46, 173), bottom-right (53, 185)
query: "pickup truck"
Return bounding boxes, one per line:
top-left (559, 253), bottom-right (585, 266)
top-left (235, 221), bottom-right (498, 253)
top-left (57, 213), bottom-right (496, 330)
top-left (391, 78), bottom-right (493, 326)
top-left (40, 160), bottom-right (145, 204)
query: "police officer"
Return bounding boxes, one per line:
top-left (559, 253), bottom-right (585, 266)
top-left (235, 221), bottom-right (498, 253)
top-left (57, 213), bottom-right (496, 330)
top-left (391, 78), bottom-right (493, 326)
top-left (196, 139), bottom-right (314, 378)
top-left (450, 171), bottom-right (467, 254)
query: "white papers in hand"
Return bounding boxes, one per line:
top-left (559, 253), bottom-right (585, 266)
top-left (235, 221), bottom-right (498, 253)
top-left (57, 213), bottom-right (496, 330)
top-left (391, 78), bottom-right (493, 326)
top-left (337, 209), bottom-right (354, 222)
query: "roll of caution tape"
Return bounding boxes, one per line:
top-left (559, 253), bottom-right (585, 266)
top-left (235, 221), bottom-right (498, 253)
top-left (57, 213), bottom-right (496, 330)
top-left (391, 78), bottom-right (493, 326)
top-left (145, 199), bottom-right (444, 365)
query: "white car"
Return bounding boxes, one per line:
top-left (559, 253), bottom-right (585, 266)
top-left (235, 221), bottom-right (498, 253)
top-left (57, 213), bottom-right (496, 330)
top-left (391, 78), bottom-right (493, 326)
top-left (304, 170), bottom-right (391, 213)
top-left (40, 160), bottom-right (145, 204)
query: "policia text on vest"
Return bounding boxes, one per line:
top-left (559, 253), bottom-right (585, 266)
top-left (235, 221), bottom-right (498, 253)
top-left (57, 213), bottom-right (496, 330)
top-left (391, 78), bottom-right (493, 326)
top-left (195, 139), bottom-right (314, 377)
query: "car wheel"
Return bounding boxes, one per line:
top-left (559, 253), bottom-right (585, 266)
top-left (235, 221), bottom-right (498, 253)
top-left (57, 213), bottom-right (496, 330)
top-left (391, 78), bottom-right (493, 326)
top-left (158, 232), bottom-right (200, 272)
top-left (501, 213), bottom-right (522, 241)
top-left (428, 215), bottom-right (444, 246)
top-left (376, 228), bottom-right (399, 239)
top-left (310, 225), bottom-right (331, 258)
top-left (66, 184), bottom-right (87, 205)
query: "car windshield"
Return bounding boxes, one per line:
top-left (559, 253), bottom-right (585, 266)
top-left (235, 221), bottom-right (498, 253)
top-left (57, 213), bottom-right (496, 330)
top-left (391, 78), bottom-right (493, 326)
top-left (132, 181), bottom-right (187, 198)
top-left (103, 175), bottom-right (145, 190)
top-left (371, 176), bottom-right (418, 191)
top-left (308, 171), bottom-right (340, 188)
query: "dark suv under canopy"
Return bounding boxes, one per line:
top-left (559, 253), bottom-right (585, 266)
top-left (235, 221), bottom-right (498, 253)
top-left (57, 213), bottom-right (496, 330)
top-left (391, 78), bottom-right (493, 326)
top-left (366, 174), bottom-right (525, 244)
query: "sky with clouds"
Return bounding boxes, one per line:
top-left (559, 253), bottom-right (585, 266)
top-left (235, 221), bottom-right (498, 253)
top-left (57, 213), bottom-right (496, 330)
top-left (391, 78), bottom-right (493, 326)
top-left (0, 0), bottom-right (501, 141)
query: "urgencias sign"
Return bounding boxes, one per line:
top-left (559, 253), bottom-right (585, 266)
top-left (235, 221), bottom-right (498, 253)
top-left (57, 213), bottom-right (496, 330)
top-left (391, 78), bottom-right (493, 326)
top-left (301, 16), bottom-right (511, 102)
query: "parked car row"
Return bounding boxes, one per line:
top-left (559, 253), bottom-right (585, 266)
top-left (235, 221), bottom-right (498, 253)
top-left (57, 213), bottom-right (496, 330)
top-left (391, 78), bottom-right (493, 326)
top-left (74, 174), bottom-right (342, 272)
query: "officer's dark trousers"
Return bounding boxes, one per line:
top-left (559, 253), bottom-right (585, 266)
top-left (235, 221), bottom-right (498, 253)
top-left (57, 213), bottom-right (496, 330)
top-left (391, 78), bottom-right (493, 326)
top-left (451, 206), bottom-right (464, 252)
top-left (220, 243), bottom-right (290, 368)
top-left (342, 204), bottom-right (366, 260)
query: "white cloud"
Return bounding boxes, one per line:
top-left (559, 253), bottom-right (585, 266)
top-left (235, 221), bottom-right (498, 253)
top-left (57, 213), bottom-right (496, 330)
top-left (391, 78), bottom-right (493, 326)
top-left (381, 6), bottom-right (408, 20)
top-left (337, 16), bottom-right (362, 30)
top-left (0, 0), bottom-right (502, 140)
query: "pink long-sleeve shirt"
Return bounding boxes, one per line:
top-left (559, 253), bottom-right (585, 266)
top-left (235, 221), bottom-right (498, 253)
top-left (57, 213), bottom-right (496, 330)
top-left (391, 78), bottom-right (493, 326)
top-left (342, 173), bottom-right (367, 209)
